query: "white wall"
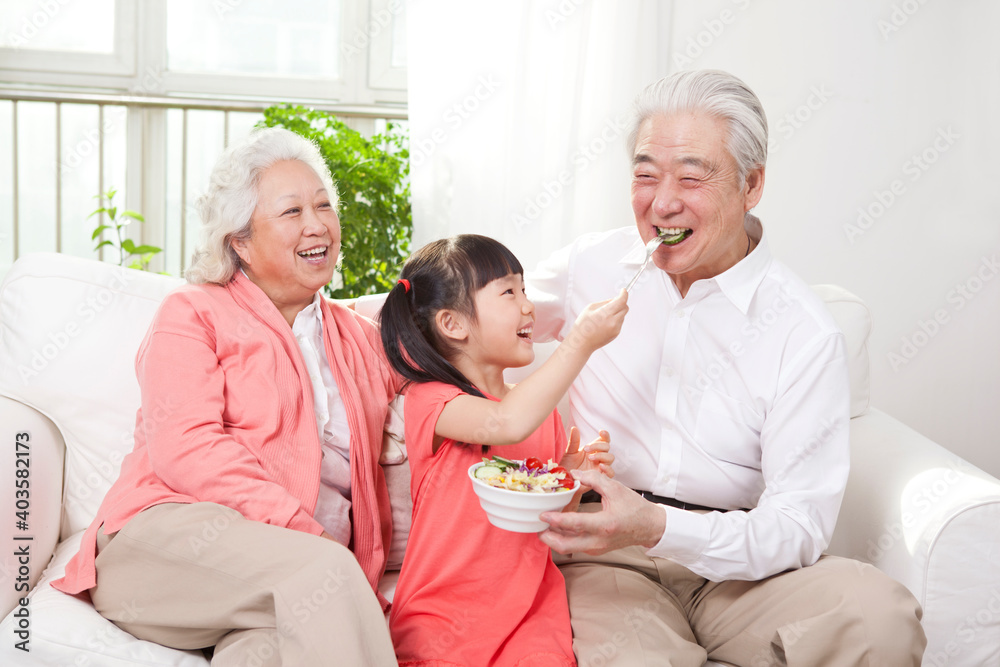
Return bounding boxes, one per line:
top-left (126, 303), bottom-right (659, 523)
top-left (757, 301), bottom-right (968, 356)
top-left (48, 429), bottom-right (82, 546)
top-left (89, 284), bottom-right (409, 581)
top-left (665, 0), bottom-right (1000, 477)
top-left (408, 1), bottom-right (1000, 477)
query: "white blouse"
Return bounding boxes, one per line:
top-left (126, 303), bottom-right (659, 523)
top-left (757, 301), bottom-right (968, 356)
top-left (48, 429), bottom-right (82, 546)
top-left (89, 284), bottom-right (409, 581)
top-left (292, 294), bottom-right (353, 546)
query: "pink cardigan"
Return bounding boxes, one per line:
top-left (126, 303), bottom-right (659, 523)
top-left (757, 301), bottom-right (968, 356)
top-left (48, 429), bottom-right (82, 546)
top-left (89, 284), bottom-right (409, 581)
top-left (54, 273), bottom-right (402, 609)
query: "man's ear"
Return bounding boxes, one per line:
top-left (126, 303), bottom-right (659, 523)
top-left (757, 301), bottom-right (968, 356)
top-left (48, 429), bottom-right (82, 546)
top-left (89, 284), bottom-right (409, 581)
top-left (743, 165), bottom-right (765, 211)
top-left (435, 309), bottom-right (469, 344)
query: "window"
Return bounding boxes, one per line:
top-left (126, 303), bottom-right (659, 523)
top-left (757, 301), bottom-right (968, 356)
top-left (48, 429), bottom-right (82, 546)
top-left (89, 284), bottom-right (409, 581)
top-left (0, 0), bottom-right (407, 278)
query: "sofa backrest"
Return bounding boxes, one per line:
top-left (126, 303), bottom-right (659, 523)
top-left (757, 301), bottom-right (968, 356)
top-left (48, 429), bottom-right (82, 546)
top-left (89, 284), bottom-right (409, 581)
top-left (0, 253), bottom-right (873, 544)
top-left (810, 284), bottom-right (872, 418)
top-left (0, 253), bottom-right (184, 539)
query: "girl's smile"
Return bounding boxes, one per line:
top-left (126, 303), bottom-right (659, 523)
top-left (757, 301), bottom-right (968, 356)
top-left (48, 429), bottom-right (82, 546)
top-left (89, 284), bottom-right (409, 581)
top-left (462, 273), bottom-right (536, 393)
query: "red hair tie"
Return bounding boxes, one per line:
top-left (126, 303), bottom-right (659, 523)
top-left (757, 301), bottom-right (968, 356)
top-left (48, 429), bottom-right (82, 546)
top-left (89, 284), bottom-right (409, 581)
top-left (398, 278), bottom-right (411, 293)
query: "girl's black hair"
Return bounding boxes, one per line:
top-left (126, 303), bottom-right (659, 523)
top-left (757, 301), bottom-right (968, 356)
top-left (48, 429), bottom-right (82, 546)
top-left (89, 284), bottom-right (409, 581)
top-left (378, 234), bottom-right (524, 402)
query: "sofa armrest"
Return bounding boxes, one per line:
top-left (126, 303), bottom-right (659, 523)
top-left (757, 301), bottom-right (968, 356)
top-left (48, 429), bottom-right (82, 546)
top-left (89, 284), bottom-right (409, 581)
top-left (829, 408), bottom-right (1000, 665)
top-left (0, 396), bottom-right (65, 620)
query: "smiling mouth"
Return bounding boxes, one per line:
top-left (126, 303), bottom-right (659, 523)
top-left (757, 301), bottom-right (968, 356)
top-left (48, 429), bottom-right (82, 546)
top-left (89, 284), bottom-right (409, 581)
top-left (656, 227), bottom-right (692, 245)
top-left (517, 325), bottom-right (533, 340)
top-left (297, 246), bottom-right (328, 259)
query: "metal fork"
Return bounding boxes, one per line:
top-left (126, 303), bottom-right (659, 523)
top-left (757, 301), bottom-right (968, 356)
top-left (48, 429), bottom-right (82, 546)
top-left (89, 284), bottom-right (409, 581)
top-left (625, 237), bottom-right (663, 292)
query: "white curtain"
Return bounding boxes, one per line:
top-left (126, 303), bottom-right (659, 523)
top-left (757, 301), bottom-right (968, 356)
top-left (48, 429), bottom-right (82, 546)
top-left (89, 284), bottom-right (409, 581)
top-left (406, 0), bottom-right (671, 270)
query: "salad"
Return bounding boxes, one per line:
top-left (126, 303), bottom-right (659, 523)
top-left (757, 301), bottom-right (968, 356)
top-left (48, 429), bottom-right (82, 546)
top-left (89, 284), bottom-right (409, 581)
top-left (474, 455), bottom-right (575, 493)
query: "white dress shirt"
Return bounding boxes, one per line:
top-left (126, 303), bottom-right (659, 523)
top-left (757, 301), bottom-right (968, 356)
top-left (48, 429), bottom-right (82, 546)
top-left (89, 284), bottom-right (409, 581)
top-left (291, 294), bottom-right (354, 546)
top-left (527, 220), bottom-right (851, 581)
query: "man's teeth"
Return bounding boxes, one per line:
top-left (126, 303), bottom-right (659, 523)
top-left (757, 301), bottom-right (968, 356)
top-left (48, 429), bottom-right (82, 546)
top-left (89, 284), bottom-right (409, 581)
top-left (656, 227), bottom-right (692, 244)
top-left (298, 247), bottom-right (326, 257)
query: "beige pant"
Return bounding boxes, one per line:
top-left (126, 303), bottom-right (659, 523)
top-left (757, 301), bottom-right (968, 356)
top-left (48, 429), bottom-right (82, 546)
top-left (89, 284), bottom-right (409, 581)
top-left (556, 546), bottom-right (926, 667)
top-left (92, 502), bottom-right (397, 667)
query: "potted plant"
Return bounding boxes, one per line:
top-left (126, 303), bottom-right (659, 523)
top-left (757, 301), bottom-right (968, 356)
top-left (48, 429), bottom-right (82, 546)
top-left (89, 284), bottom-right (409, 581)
top-left (89, 188), bottom-right (162, 271)
top-left (259, 105), bottom-right (411, 299)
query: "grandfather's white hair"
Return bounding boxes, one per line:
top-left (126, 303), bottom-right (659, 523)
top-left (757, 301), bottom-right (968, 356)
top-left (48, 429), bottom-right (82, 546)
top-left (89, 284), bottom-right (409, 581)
top-left (185, 126), bottom-right (338, 285)
top-left (627, 69), bottom-right (768, 186)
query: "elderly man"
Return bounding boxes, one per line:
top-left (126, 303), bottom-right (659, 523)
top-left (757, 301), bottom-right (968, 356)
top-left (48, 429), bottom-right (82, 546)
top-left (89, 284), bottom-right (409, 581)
top-left (531, 70), bottom-right (925, 666)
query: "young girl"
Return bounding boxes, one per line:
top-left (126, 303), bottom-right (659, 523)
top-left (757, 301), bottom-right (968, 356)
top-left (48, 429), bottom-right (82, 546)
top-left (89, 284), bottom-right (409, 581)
top-left (379, 234), bottom-right (628, 667)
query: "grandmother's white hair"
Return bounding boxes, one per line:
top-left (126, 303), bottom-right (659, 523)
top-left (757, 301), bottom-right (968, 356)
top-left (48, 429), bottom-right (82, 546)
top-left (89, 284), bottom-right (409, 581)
top-left (627, 70), bottom-right (768, 186)
top-left (185, 126), bottom-right (338, 285)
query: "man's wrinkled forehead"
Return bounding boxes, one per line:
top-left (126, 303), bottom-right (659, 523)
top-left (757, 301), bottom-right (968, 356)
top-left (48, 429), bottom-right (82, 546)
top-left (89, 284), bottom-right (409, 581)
top-left (632, 152), bottom-right (713, 171)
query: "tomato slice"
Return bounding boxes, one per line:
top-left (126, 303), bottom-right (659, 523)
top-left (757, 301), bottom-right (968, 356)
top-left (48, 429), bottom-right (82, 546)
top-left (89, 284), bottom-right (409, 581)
top-left (524, 457), bottom-right (545, 470)
top-left (549, 466), bottom-right (570, 477)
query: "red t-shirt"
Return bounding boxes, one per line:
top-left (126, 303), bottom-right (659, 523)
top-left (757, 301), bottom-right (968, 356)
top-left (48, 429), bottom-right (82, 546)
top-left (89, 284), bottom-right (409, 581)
top-left (390, 381), bottom-right (576, 667)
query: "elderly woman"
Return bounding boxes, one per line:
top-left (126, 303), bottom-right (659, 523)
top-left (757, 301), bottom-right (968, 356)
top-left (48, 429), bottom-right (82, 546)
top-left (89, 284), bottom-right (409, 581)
top-left (53, 127), bottom-right (401, 666)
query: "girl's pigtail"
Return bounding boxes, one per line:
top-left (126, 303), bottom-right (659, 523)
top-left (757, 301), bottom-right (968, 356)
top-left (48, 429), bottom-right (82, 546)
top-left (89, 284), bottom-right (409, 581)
top-left (379, 275), bottom-right (484, 399)
top-left (379, 278), bottom-right (425, 385)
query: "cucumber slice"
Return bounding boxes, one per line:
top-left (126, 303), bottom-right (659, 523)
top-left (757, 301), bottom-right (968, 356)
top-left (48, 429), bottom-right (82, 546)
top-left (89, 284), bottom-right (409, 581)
top-left (490, 456), bottom-right (519, 470)
top-left (658, 229), bottom-right (691, 245)
top-left (475, 465), bottom-right (504, 480)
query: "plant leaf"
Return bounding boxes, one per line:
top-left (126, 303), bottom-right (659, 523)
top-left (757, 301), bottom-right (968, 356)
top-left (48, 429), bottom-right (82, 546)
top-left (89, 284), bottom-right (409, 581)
top-left (121, 210), bottom-right (145, 223)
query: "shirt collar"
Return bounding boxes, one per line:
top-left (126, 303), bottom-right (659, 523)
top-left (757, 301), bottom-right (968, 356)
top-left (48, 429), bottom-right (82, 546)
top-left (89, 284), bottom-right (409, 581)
top-left (616, 214), bottom-right (772, 314)
top-left (292, 292), bottom-right (324, 338)
top-left (713, 214), bottom-right (771, 314)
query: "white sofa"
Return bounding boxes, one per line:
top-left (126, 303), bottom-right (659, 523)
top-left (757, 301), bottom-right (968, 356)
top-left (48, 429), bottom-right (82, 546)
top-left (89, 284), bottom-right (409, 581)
top-left (0, 252), bottom-right (998, 666)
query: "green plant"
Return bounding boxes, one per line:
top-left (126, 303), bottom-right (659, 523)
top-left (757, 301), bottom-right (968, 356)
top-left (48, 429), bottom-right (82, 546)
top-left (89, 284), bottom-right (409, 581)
top-left (89, 188), bottom-right (162, 271)
top-left (259, 105), bottom-right (411, 299)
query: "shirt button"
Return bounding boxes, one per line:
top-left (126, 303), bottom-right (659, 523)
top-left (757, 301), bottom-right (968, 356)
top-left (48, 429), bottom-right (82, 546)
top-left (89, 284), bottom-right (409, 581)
top-left (663, 366), bottom-right (675, 377)
top-left (675, 310), bottom-right (686, 318)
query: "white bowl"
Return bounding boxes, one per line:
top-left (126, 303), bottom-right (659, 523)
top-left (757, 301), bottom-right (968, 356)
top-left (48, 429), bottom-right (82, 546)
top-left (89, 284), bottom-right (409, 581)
top-left (468, 462), bottom-right (579, 533)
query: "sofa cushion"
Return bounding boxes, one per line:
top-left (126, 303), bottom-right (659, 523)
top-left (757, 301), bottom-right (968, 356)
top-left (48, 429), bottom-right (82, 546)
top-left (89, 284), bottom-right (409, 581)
top-left (809, 284), bottom-right (871, 418)
top-left (0, 531), bottom-right (211, 666)
top-left (0, 253), bottom-right (185, 540)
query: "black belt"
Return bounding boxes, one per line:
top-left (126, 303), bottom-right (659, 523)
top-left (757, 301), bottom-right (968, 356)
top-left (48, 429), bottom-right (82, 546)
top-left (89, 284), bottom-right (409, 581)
top-left (580, 489), bottom-right (748, 513)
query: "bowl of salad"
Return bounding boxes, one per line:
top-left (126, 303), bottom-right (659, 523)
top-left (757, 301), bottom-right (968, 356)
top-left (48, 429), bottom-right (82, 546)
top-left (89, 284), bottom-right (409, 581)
top-left (468, 455), bottom-right (580, 533)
